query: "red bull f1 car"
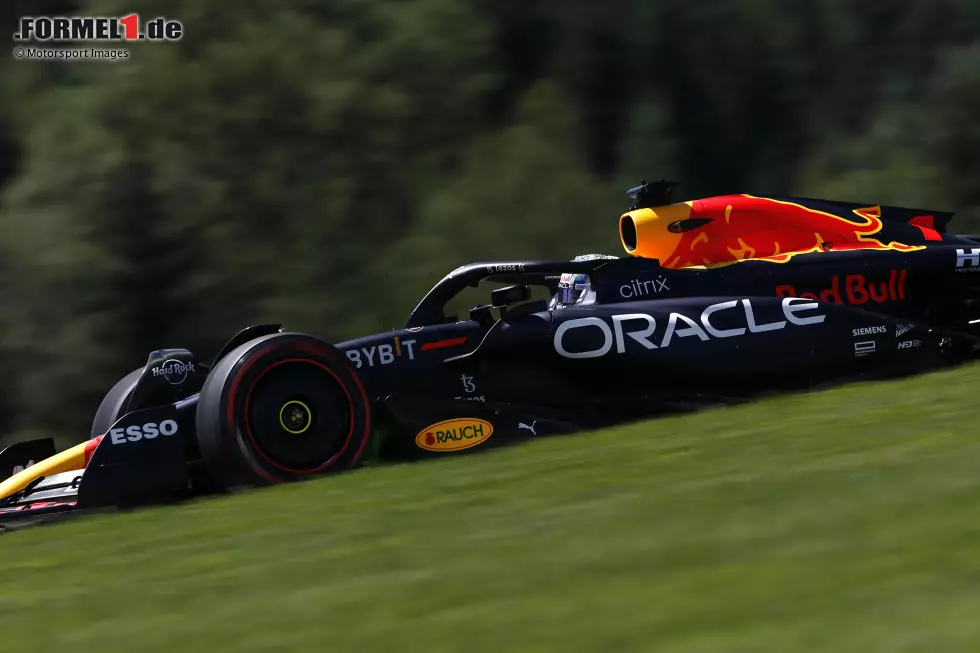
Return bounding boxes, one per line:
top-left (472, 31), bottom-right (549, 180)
top-left (3, 179), bottom-right (980, 528)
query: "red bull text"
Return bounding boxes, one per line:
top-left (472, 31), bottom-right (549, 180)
top-left (775, 269), bottom-right (907, 306)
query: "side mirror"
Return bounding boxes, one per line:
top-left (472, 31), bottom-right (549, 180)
top-left (491, 284), bottom-right (531, 308)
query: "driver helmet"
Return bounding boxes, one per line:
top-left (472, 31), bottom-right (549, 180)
top-left (551, 254), bottom-right (618, 308)
top-left (555, 272), bottom-right (590, 307)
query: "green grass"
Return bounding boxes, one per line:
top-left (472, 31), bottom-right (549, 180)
top-left (3, 364), bottom-right (980, 652)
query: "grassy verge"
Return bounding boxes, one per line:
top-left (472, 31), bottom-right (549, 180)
top-left (2, 364), bottom-right (980, 652)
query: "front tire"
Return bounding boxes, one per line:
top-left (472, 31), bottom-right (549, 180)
top-left (195, 332), bottom-right (372, 488)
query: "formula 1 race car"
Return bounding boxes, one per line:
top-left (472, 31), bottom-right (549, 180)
top-left (3, 179), bottom-right (980, 528)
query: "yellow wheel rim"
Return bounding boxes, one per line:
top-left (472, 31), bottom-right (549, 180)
top-left (279, 399), bottom-right (312, 435)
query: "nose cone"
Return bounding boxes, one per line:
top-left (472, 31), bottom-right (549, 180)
top-left (619, 202), bottom-right (693, 259)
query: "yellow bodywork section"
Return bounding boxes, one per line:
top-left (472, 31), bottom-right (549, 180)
top-left (619, 202), bottom-right (693, 261)
top-left (0, 439), bottom-right (91, 500)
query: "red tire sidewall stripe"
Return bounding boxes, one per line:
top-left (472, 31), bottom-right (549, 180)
top-left (243, 358), bottom-right (354, 474)
top-left (224, 341), bottom-right (371, 480)
top-left (291, 342), bottom-right (373, 469)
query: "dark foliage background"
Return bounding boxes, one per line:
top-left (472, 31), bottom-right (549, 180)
top-left (0, 0), bottom-right (978, 445)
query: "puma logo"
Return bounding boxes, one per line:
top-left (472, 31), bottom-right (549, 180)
top-left (518, 421), bottom-right (537, 436)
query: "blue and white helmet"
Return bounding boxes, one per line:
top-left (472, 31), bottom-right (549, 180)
top-left (551, 254), bottom-right (618, 308)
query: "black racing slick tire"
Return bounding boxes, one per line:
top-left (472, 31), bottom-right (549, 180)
top-left (195, 332), bottom-right (372, 488)
top-left (90, 368), bottom-right (143, 438)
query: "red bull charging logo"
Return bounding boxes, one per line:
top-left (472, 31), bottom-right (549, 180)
top-left (620, 194), bottom-right (926, 268)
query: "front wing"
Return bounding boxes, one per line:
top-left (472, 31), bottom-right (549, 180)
top-left (0, 401), bottom-right (195, 529)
